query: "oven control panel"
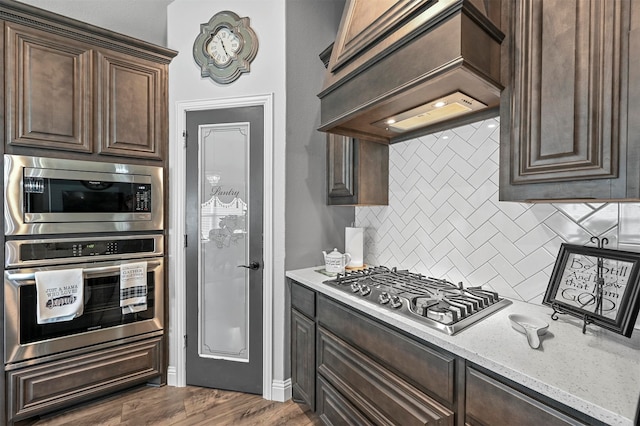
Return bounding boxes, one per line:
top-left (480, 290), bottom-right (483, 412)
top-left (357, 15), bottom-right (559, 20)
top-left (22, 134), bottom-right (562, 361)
top-left (5, 235), bottom-right (163, 267)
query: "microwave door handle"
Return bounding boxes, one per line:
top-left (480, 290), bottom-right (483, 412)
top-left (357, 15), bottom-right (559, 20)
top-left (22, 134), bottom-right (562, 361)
top-left (5, 261), bottom-right (161, 282)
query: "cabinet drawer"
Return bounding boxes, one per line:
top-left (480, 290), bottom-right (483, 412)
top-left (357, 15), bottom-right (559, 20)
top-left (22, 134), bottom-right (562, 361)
top-left (318, 295), bottom-right (455, 405)
top-left (465, 367), bottom-right (589, 426)
top-left (7, 337), bottom-right (162, 421)
top-left (291, 280), bottom-right (315, 318)
top-left (319, 327), bottom-right (454, 425)
top-left (317, 375), bottom-right (373, 426)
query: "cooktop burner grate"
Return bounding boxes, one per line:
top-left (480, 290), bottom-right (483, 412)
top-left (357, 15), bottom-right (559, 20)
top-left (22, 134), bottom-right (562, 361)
top-left (324, 266), bottom-right (512, 335)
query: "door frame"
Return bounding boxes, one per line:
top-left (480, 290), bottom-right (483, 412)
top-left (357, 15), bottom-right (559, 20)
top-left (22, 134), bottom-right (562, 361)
top-left (170, 94), bottom-right (274, 398)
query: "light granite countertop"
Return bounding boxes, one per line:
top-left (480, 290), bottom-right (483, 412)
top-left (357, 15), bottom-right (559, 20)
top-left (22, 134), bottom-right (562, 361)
top-left (286, 266), bottom-right (640, 426)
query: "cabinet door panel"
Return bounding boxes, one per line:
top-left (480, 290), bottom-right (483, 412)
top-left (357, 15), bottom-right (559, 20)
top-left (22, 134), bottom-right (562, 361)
top-left (511, 0), bottom-right (623, 183)
top-left (327, 134), bottom-right (389, 205)
top-left (98, 51), bottom-right (164, 159)
top-left (502, 0), bottom-right (629, 186)
top-left (5, 22), bottom-right (92, 152)
top-left (291, 308), bottom-right (315, 410)
top-left (327, 133), bottom-right (357, 201)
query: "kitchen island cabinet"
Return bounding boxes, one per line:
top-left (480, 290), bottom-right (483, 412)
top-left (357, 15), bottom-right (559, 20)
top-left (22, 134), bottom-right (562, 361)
top-left (287, 267), bottom-right (639, 426)
top-left (499, 0), bottom-right (640, 201)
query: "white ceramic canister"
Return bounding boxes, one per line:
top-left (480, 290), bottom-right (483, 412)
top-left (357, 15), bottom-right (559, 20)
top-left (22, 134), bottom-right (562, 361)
top-left (345, 227), bottom-right (364, 268)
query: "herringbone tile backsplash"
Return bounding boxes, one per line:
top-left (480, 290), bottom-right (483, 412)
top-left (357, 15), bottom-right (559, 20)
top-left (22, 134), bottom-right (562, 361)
top-left (356, 118), bottom-right (640, 304)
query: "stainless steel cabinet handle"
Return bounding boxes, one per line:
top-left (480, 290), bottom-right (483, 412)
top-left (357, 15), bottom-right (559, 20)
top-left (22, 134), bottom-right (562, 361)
top-left (237, 261), bottom-right (260, 270)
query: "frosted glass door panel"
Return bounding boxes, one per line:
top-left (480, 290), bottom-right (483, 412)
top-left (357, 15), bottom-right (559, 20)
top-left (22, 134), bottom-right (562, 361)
top-left (198, 123), bottom-right (250, 362)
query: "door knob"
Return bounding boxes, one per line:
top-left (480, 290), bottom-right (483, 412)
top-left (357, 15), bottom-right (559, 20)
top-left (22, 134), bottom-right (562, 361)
top-left (238, 261), bottom-right (260, 270)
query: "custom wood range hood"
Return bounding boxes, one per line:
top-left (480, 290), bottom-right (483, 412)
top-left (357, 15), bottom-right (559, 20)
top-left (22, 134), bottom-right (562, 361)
top-left (318, 0), bottom-right (504, 144)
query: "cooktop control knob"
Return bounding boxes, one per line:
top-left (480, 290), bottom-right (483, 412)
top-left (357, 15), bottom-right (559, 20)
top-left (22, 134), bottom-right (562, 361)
top-left (378, 292), bottom-right (390, 305)
top-left (360, 284), bottom-right (371, 296)
top-left (390, 295), bottom-right (402, 309)
top-left (350, 282), bottom-right (361, 293)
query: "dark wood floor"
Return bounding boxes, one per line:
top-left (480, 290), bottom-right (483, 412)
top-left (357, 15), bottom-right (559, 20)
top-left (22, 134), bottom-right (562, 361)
top-left (24, 385), bottom-right (322, 425)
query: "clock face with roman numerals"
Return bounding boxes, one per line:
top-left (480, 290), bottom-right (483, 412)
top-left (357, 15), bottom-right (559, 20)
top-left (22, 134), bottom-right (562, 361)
top-left (193, 11), bottom-right (258, 84)
top-left (206, 27), bottom-right (241, 66)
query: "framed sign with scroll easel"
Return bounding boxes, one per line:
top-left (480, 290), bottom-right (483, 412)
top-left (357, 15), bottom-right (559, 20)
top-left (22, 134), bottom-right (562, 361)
top-left (543, 239), bottom-right (640, 337)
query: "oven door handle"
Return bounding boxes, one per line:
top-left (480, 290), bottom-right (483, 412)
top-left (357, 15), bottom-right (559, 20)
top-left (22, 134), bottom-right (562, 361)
top-left (5, 261), bottom-right (161, 282)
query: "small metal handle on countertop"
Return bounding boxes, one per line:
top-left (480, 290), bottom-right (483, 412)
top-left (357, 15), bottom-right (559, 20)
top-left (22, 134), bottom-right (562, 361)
top-left (5, 261), bottom-right (162, 281)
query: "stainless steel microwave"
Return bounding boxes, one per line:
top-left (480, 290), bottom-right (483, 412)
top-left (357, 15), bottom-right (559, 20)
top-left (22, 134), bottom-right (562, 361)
top-left (4, 155), bottom-right (163, 235)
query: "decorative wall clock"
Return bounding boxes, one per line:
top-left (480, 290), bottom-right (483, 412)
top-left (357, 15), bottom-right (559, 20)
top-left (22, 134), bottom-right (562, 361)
top-left (193, 11), bottom-right (258, 84)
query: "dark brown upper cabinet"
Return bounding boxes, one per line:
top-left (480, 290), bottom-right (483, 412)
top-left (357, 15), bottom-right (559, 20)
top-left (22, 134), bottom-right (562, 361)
top-left (2, 3), bottom-right (176, 161)
top-left (97, 51), bottom-right (165, 159)
top-left (5, 21), bottom-right (93, 153)
top-left (327, 133), bottom-right (389, 206)
top-left (500, 0), bottom-right (640, 201)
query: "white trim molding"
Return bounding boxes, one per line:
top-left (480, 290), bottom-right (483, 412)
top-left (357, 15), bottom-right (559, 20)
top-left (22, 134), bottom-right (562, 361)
top-left (271, 378), bottom-right (292, 402)
top-left (170, 94), bottom-right (275, 399)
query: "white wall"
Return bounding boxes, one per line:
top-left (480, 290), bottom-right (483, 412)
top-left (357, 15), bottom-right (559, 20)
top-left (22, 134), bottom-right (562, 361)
top-left (17, 0), bottom-right (171, 46)
top-left (285, 0), bottom-right (351, 272)
top-left (284, 0), bottom-right (347, 382)
top-left (166, 0), bottom-right (288, 393)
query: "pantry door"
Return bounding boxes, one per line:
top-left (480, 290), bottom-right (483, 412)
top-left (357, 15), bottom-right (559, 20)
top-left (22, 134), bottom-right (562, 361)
top-left (185, 106), bottom-right (264, 394)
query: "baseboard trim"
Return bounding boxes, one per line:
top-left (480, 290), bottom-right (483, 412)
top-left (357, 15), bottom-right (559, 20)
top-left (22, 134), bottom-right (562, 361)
top-left (167, 366), bottom-right (178, 387)
top-left (271, 378), bottom-right (292, 402)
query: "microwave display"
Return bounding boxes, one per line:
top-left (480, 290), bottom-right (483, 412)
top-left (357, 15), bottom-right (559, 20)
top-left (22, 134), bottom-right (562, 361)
top-left (24, 177), bottom-right (152, 214)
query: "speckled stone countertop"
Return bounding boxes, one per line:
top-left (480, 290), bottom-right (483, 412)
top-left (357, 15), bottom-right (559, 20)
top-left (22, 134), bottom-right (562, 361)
top-left (286, 266), bottom-right (640, 426)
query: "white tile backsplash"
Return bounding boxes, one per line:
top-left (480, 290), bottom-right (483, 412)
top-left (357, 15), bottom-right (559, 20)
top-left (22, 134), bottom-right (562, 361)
top-left (356, 118), bottom-right (640, 304)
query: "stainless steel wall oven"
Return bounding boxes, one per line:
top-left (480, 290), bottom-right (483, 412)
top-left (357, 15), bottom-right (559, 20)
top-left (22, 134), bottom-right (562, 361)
top-left (4, 234), bottom-right (164, 365)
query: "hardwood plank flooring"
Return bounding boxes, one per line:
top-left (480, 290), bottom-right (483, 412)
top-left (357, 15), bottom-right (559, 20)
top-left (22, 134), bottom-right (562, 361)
top-left (23, 385), bottom-right (322, 426)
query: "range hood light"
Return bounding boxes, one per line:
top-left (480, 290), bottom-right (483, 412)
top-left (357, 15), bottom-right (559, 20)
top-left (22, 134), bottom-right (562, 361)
top-left (374, 91), bottom-right (488, 133)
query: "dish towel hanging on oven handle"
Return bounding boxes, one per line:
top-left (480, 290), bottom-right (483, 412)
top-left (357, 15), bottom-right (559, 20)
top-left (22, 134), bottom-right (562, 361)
top-left (120, 262), bottom-right (147, 314)
top-left (35, 268), bottom-right (84, 324)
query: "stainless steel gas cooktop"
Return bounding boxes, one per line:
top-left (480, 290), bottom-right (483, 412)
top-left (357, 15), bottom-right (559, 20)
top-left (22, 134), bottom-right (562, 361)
top-left (324, 266), bottom-right (512, 335)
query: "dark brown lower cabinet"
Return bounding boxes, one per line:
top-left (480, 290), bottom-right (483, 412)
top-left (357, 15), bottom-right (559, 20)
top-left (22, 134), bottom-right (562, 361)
top-left (465, 367), bottom-right (593, 426)
top-left (291, 308), bottom-right (315, 409)
top-left (317, 375), bottom-right (373, 426)
top-left (289, 280), bottom-right (603, 426)
top-left (6, 336), bottom-right (162, 423)
top-left (318, 327), bottom-right (454, 425)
